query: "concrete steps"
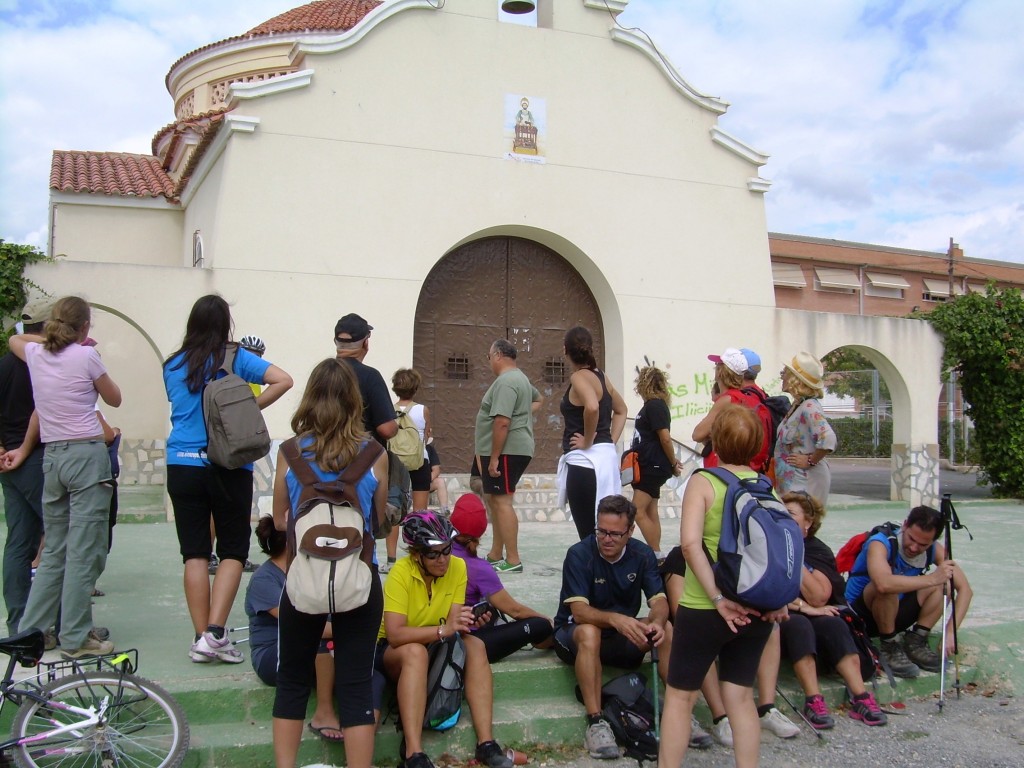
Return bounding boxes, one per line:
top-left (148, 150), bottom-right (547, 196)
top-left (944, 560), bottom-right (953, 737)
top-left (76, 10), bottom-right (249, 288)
top-left (175, 645), bottom-right (974, 767)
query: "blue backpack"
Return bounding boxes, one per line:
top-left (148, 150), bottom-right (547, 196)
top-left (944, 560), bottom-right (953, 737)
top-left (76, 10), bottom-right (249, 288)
top-left (698, 468), bottom-right (804, 611)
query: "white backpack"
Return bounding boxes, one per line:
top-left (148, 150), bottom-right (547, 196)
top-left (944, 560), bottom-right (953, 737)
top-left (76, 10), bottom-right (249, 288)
top-left (281, 438), bottom-right (383, 615)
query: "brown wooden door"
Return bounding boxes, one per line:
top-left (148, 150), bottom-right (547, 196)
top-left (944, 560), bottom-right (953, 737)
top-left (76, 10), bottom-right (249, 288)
top-left (414, 237), bottom-right (603, 473)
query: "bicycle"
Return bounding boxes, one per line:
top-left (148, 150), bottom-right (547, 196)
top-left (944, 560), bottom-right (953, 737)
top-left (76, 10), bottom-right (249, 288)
top-left (0, 628), bottom-right (189, 767)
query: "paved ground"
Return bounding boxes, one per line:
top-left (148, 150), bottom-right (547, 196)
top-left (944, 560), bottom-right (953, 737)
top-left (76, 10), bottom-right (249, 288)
top-left (829, 457), bottom-right (994, 501)
top-left (1, 477), bottom-right (1020, 767)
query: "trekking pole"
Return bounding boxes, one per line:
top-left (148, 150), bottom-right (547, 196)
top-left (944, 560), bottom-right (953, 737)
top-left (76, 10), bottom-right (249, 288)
top-left (774, 686), bottom-right (825, 741)
top-left (938, 585), bottom-right (950, 712)
top-left (648, 630), bottom-right (660, 742)
top-left (941, 494), bottom-right (972, 700)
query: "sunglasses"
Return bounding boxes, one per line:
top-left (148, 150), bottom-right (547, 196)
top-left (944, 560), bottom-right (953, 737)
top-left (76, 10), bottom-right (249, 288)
top-left (421, 544), bottom-right (453, 560)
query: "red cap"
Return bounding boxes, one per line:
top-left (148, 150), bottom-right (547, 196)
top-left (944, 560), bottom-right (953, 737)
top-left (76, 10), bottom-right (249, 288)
top-left (450, 494), bottom-right (487, 538)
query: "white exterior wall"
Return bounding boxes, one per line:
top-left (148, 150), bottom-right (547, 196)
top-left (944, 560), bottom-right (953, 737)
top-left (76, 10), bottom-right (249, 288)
top-left (50, 197), bottom-right (182, 266)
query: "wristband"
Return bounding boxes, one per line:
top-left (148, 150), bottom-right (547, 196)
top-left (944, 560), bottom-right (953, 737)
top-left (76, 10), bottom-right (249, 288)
top-left (712, 594), bottom-right (724, 605)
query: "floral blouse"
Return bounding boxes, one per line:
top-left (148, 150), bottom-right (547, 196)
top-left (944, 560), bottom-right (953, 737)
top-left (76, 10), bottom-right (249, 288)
top-left (774, 398), bottom-right (838, 502)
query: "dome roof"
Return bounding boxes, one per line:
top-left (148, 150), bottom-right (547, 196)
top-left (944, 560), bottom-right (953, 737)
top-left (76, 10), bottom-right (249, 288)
top-left (167, 0), bottom-right (382, 85)
top-left (245, 0), bottom-right (382, 36)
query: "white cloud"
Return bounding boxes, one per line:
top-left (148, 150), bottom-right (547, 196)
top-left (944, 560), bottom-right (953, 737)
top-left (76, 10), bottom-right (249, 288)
top-left (1, 0), bottom-right (1022, 264)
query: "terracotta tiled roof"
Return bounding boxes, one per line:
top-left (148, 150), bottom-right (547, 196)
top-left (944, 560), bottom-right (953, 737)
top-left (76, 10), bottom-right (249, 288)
top-left (245, 0), bottom-right (382, 36)
top-left (50, 151), bottom-right (177, 200)
top-left (167, 0), bottom-right (381, 83)
top-left (151, 107), bottom-right (232, 156)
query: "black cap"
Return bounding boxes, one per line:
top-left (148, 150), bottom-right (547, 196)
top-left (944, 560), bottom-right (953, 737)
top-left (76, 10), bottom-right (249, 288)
top-left (334, 313), bottom-right (373, 342)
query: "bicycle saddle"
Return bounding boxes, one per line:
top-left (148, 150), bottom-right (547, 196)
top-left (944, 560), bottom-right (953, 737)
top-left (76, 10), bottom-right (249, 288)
top-left (0, 628), bottom-right (45, 664)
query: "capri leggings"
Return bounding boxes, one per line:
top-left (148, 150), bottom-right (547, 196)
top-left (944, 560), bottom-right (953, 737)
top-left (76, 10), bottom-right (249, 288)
top-left (474, 617), bottom-right (553, 663)
top-left (780, 612), bottom-right (858, 669)
top-left (667, 606), bottom-right (772, 691)
top-left (167, 464), bottom-right (253, 563)
top-left (273, 576), bottom-right (384, 726)
top-left (566, 464), bottom-right (597, 540)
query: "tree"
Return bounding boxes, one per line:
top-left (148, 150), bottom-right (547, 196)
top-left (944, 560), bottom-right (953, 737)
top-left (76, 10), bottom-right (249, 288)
top-left (822, 347), bottom-right (891, 406)
top-left (0, 239), bottom-right (52, 356)
top-left (927, 285), bottom-right (1024, 498)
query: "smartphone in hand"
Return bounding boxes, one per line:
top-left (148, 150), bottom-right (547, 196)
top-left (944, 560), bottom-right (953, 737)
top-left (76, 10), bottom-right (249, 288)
top-left (472, 601), bottom-right (493, 620)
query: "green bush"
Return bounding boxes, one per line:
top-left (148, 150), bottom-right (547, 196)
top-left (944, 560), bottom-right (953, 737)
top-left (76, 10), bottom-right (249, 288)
top-left (830, 419), bottom-right (893, 458)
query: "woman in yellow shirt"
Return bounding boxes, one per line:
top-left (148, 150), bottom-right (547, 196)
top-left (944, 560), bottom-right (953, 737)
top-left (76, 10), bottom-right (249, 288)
top-left (378, 511), bottom-right (514, 768)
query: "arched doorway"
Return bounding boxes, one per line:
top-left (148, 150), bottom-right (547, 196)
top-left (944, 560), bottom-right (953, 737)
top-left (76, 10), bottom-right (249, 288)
top-left (413, 236), bottom-right (604, 473)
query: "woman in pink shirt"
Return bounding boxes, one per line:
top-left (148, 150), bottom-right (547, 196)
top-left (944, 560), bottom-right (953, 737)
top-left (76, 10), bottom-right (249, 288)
top-left (8, 296), bottom-right (121, 660)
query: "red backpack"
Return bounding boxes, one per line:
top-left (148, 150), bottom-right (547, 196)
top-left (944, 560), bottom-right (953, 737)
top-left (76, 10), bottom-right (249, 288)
top-left (726, 387), bottom-right (773, 473)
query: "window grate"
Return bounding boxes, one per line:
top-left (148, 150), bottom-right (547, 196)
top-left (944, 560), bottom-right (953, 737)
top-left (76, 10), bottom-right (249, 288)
top-left (446, 355), bottom-right (470, 380)
top-left (543, 358), bottom-right (566, 385)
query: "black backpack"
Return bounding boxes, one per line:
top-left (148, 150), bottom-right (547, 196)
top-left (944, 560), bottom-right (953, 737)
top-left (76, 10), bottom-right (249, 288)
top-left (838, 606), bottom-right (883, 682)
top-left (423, 633), bottom-right (466, 731)
top-left (577, 671), bottom-right (658, 761)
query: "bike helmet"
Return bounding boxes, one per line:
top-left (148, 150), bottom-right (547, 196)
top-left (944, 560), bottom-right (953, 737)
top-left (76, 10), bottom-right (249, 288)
top-left (239, 335), bottom-right (266, 355)
top-left (402, 510), bottom-right (454, 549)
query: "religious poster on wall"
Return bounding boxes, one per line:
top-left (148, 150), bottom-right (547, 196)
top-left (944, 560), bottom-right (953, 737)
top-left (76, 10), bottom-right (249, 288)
top-left (504, 93), bottom-right (546, 164)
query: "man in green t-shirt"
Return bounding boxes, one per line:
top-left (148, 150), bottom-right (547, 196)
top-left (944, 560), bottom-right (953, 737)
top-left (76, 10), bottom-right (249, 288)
top-left (475, 339), bottom-right (540, 574)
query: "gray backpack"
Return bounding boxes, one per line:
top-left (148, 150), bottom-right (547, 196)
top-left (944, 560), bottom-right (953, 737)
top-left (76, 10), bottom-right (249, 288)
top-left (202, 344), bottom-right (271, 469)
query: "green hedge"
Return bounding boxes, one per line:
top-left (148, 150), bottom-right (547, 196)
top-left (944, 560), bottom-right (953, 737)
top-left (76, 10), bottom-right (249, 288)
top-left (830, 418), bottom-right (977, 462)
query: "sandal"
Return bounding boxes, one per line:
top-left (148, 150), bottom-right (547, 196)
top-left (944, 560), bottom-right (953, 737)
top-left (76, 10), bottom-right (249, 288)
top-left (307, 722), bottom-right (344, 742)
top-left (91, 588), bottom-right (105, 597)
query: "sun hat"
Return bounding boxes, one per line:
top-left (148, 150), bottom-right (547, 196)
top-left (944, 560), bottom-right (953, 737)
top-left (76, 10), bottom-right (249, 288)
top-left (784, 351), bottom-right (825, 393)
top-left (707, 348), bottom-right (747, 376)
top-left (450, 494), bottom-right (488, 538)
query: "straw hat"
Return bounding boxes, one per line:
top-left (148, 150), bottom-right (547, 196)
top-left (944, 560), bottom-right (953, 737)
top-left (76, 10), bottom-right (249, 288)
top-left (784, 351), bottom-right (825, 393)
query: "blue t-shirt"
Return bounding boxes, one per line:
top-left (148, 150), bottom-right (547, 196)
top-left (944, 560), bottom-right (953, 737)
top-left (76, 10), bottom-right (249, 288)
top-left (164, 347), bottom-right (270, 467)
top-left (245, 559), bottom-right (285, 677)
top-left (284, 438), bottom-right (380, 565)
top-left (554, 536), bottom-right (665, 630)
top-left (844, 531), bottom-right (933, 604)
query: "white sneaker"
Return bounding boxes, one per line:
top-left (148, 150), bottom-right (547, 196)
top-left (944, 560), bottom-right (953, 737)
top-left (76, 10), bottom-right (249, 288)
top-left (192, 631), bottom-right (244, 664)
top-left (584, 719), bottom-right (620, 759)
top-left (713, 716), bottom-right (733, 747)
top-left (760, 707), bottom-right (800, 739)
top-left (188, 639), bottom-right (212, 663)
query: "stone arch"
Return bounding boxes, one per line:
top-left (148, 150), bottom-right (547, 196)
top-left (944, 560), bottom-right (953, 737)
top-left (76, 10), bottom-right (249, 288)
top-left (773, 309), bottom-right (944, 505)
top-left (413, 233), bottom-right (617, 473)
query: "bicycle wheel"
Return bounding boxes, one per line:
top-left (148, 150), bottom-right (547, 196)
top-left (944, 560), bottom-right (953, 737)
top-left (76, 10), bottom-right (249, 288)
top-left (10, 671), bottom-right (189, 768)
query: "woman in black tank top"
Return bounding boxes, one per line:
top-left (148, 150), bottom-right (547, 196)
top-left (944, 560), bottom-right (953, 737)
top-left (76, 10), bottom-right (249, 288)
top-left (558, 327), bottom-right (627, 539)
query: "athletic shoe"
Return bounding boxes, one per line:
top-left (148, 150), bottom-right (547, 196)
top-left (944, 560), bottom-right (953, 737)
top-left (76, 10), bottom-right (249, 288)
top-left (188, 639), bottom-right (213, 663)
top-left (712, 716), bottom-right (734, 747)
top-left (404, 752), bottom-right (436, 768)
top-left (486, 555), bottom-right (504, 569)
top-left (378, 558), bottom-right (396, 575)
top-left (242, 560), bottom-right (258, 573)
top-left (60, 636), bottom-right (114, 660)
top-left (903, 631), bottom-right (942, 672)
top-left (192, 631), bottom-right (244, 663)
top-left (760, 707), bottom-right (800, 738)
top-left (689, 716), bottom-right (714, 749)
top-left (43, 629), bottom-right (58, 651)
top-left (494, 560), bottom-right (523, 574)
top-left (88, 627), bottom-right (110, 642)
top-left (802, 694), bottom-right (835, 730)
top-left (475, 740), bottom-right (514, 768)
top-left (584, 719), bottom-right (620, 759)
top-left (879, 638), bottom-right (920, 678)
top-left (849, 692), bottom-right (888, 726)
top-left (207, 555), bottom-right (219, 575)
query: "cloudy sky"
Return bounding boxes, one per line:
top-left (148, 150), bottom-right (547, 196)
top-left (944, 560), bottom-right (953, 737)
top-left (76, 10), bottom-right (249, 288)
top-left (2, 0), bottom-right (1022, 263)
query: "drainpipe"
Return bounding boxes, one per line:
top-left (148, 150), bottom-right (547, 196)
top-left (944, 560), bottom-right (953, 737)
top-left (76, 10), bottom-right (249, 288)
top-left (858, 265), bottom-right (865, 315)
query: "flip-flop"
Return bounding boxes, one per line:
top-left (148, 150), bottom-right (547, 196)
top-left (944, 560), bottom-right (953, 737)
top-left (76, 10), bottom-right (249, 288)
top-left (91, 589), bottom-right (105, 597)
top-left (307, 722), bottom-right (344, 742)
